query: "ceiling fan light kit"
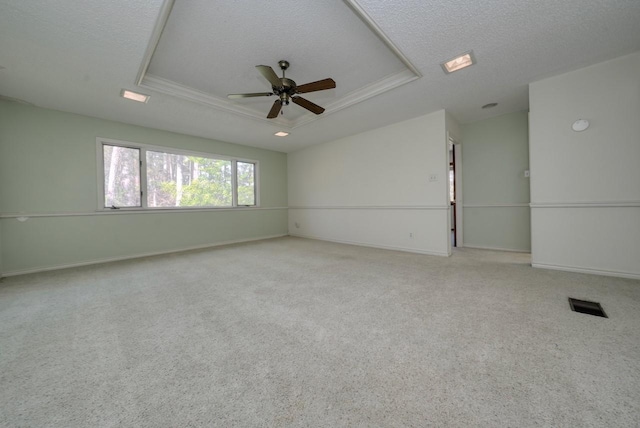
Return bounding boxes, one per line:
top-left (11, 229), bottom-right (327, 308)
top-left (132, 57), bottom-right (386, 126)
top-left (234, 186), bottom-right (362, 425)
top-left (228, 60), bottom-right (336, 119)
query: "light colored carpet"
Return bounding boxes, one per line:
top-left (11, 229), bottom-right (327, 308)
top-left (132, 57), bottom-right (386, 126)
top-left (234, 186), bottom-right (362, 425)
top-left (1, 237), bottom-right (639, 427)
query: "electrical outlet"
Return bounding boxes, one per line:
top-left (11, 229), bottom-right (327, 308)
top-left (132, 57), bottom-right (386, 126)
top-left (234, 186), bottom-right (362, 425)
top-left (294, 222), bottom-right (300, 229)
top-left (524, 170), bottom-right (530, 178)
top-left (409, 232), bottom-right (414, 238)
top-left (429, 174), bottom-right (438, 182)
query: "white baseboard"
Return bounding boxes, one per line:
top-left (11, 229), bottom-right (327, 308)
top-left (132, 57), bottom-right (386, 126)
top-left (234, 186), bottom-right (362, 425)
top-left (0, 234), bottom-right (288, 278)
top-left (462, 244), bottom-right (531, 253)
top-left (289, 232), bottom-right (450, 257)
top-left (532, 262), bottom-right (640, 280)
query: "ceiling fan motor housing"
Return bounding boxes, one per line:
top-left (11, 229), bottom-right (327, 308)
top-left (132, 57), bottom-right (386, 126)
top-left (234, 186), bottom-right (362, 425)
top-left (228, 60), bottom-right (335, 118)
top-left (275, 78), bottom-right (297, 104)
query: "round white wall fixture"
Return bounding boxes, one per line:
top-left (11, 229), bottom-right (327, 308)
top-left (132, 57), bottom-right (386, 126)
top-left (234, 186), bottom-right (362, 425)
top-left (572, 119), bottom-right (590, 132)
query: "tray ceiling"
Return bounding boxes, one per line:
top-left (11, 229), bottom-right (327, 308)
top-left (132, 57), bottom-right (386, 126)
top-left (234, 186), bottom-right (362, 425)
top-left (1, 0), bottom-right (639, 152)
top-left (140, 0), bottom-right (420, 128)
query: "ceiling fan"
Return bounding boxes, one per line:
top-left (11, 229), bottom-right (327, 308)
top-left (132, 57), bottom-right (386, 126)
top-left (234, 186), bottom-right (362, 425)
top-left (228, 60), bottom-right (336, 119)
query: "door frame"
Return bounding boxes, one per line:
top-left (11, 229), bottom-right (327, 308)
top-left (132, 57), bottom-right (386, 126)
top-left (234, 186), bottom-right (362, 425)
top-left (448, 135), bottom-right (463, 249)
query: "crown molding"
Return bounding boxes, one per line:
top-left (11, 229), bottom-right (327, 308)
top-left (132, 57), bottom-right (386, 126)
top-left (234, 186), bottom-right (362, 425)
top-left (135, 0), bottom-right (176, 86)
top-left (291, 69), bottom-right (420, 129)
top-left (343, 0), bottom-right (422, 77)
top-left (135, 0), bottom-right (421, 129)
top-left (139, 74), bottom-right (294, 127)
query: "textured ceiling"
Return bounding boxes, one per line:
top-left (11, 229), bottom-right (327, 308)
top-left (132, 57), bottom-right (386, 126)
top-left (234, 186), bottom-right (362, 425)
top-left (144, 0), bottom-right (415, 126)
top-left (1, 0), bottom-right (639, 153)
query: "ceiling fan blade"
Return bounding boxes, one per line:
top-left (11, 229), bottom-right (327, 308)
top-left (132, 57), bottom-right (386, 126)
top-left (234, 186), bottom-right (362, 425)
top-left (227, 92), bottom-right (273, 99)
top-left (256, 65), bottom-right (282, 88)
top-left (267, 100), bottom-right (282, 119)
top-left (296, 78), bottom-right (336, 94)
top-left (292, 96), bottom-right (325, 115)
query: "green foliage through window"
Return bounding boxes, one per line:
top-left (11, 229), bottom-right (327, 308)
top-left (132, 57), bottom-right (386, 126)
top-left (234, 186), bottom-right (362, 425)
top-left (101, 141), bottom-right (257, 209)
top-left (146, 151), bottom-right (232, 207)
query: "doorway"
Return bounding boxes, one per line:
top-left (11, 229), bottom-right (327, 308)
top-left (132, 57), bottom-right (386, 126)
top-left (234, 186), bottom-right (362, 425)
top-left (448, 137), bottom-right (462, 250)
top-left (450, 146), bottom-right (456, 246)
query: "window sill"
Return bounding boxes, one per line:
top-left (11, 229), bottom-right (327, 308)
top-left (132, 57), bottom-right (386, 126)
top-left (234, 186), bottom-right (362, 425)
top-left (0, 206), bottom-right (288, 219)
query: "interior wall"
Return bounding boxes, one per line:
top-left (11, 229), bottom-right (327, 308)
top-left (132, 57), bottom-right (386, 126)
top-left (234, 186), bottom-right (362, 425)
top-left (288, 110), bottom-right (450, 256)
top-left (0, 100), bottom-right (288, 276)
top-left (529, 51), bottom-right (640, 279)
top-left (461, 111), bottom-right (531, 252)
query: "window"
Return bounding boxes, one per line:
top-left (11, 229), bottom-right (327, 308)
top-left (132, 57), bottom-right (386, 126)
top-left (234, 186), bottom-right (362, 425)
top-left (146, 151), bottom-right (232, 208)
top-left (103, 145), bottom-right (141, 208)
top-left (236, 161), bottom-right (255, 206)
top-left (98, 139), bottom-right (258, 209)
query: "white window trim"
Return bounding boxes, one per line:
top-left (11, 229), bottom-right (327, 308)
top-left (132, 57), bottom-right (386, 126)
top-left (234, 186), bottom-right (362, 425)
top-left (96, 137), bottom-right (260, 211)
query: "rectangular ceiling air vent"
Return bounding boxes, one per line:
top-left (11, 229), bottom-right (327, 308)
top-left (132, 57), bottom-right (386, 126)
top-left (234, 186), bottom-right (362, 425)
top-left (568, 298), bottom-right (607, 318)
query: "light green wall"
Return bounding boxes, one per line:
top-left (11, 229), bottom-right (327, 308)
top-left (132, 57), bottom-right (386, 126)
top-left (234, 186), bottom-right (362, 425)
top-left (461, 111), bottom-right (530, 252)
top-left (0, 100), bottom-right (288, 275)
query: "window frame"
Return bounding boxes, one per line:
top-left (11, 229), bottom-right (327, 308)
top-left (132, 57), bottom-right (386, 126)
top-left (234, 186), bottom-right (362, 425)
top-left (96, 138), bottom-right (259, 211)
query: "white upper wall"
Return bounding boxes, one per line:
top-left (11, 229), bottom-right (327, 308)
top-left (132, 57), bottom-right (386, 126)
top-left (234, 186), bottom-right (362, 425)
top-left (530, 51), bottom-right (640, 203)
top-left (288, 110), bottom-right (451, 256)
top-left (445, 111), bottom-right (461, 143)
top-left (289, 110), bottom-right (448, 207)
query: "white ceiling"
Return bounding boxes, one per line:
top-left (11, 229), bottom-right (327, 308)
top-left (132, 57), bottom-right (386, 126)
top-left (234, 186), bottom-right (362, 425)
top-left (1, 0), bottom-right (639, 153)
top-left (142, 0), bottom-right (418, 127)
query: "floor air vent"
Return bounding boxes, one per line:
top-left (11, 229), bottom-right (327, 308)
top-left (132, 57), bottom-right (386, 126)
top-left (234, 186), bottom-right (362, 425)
top-left (568, 298), bottom-right (607, 318)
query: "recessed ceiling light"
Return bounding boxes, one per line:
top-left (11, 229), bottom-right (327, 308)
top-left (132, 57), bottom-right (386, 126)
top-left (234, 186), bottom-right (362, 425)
top-left (441, 51), bottom-right (476, 74)
top-left (274, 131), bottom-right (289, 137)
top-left (121, 89), bottom-right (149, 103)
top-left (482, 103), bottom-right (498, 109)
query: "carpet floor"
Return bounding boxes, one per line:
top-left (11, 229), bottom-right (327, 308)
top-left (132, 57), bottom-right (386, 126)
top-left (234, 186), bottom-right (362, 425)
top-left (1, 237), bottom-right (639, 427)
